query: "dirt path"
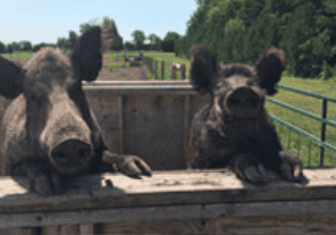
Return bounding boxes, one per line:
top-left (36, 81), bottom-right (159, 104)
top-left (97, 54), bottom-right (150, 81)
top-left (16, 53), bottom-right (151, 81)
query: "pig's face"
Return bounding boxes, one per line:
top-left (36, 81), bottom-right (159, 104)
top-left (21, 48), bottom-right (95, 175)
top-left (0, 27), bottom-right (102, 176)
top-left (213, 69), bottom-right (267, 120)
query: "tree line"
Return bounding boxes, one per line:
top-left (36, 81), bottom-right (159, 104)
top-left (175, 0), bottom-right (336, 79)
top-left (0, 16), bottom-right (182, 55)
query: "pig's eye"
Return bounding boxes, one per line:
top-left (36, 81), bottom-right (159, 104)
top-left (230, 99), bottom-right (240, 105)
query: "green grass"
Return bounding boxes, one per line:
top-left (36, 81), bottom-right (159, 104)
top-left (144, 52), bottom-right (191, 80)
top-left (5, 51), bottom-right (336, 167)
top-left (106, 51), bottom-right (140, 73)
top-left (265, 75), bottom-right (336, 167)
top-left (2, 51), bottom-right (34, 61)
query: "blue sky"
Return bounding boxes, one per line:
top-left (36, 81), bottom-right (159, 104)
top-left (1, 0), bottom-right (198, 46)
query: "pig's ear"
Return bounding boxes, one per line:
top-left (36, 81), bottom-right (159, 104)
top-left (0, 56), bottom-right (24, 99)
top-left (255, 46), bottom-right (286, 96)
top-left (71, 26), bottom-right (102, 82)
top-left (189, 44), bottom-right (219, 94)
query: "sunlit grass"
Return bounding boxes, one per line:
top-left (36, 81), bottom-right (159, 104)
top-left (2, 51), bottom-right (34, 61)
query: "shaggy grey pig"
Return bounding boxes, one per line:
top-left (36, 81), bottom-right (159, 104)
top-left (189, 44), bottom-right (303, 184)
top-left (0, 27), bottom-right (151, 195)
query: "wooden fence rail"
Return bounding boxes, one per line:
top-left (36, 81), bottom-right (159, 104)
top-left (0, 168), bottom-right (336, 234)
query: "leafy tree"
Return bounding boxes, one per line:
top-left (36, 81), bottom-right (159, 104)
top-left (79, 17), bottom-right (100, 37)
top-left (194, 0), bottom-right (211, 6)
top-left (103, 15), bottom-right (115, 24)
top-left (7, 41), bottom-right (20, 52)
top-left (131, 30), bottom-right (146, 50)
top-left (124, 41), bottom-right (135, 50)
top-left (6, 45), bottom-right (13, 53)
top-left (56, 37), bottom-right (69, 49)
top-left (161, 31), bottom-right (181, 53)
top-left (147, 33), bottom-right (159, 45)
top-left (0, 41), bottom-right (5, 53)
top-left (163, 31), bottom-right (181, 42)
top-left (68, 30), bottom-right (79, 50)
top-left (146, 34), bottom-right (162, 50)
top-left (19, 40), bottom-right (32, 51)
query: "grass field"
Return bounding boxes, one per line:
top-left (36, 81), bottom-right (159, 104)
top-left (2, 51), bottom-right (34, 61)
top-left (3, 50), bottom-right (336, 167)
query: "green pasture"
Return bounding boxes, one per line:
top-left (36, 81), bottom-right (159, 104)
top-left (2, 51), bottom-right (34, 61)
top-left (4, 51), bottom-right (336, 167)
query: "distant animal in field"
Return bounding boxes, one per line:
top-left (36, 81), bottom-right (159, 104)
top-left (188, 44), bottom-right (304, 184)
top-left (0, 26), bottom-right (151, 196)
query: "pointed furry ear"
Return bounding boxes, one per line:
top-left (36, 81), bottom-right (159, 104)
top-left (189, 44), bottom-right (219, 94)
top-left (71, 26), bottom-right (102, 82)
top-left (255, 46), bottom-right (286, 96)
top-left (0, 56), bottom-right (24, 99)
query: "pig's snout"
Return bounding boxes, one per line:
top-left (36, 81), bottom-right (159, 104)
top-left (51, 139), bottom-right (93, 175)
top-left (40, 106), bottom-right (94, 175)
top-left (225, 87), bottom-right (262, 118)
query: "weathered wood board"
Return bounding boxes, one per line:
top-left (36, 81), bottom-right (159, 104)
top-left (0, 168), bottom-right (335, 234)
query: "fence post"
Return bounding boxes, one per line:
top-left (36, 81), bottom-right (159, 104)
top-left (161, 61), bottom-right (165, 80)
top-left (172, 63), bottom-right (177, 80)
top-left (181, 64), bottom-right (186, 80)
top-left (319, 99), bottom-right (328, 167)
top-left (154, 60), bottom-right (158, 80)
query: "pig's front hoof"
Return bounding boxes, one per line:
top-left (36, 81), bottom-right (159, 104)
top-left (279, 150), bottom-right (305, 183)
top-left (28, 171), bottom-right (65, 196)
top-left (232, 153), bottom-right (280, 184)
top-left (119, 155), bottom-right (152, 178)
top-left (30, 174), bottom-right (54, 196)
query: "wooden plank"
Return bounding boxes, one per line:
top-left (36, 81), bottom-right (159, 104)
top-left (0, 199), bottom-right (335, 229)
top-left (118, 95), bottom-right (124, 155)
top-left (42, 225), bottom-right (78, 235)
top-left (79, 224), bottom-right (94, 235)
top-left (84, 86), bottom-right (196, 95)
top-left (183, 95), bottom-right (190, 168)
top-left (102, 214), bottom-right (336, 235)
top-left (83, 80), bottom-right (189, 86)
top-left (0, 227), bottom-right (37, 235)
top-left (0, 168), bottom-right (336, 216)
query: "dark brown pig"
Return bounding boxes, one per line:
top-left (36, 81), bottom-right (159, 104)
top-left (0, 27), bottom-right (151, 196)
top-left (188, 44), bottom-right (304, 184)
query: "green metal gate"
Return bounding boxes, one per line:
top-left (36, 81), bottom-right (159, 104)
top-left (267, 84), bottom-right (336, 167)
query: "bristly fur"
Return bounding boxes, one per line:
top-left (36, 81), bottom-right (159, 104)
top-left (188, 43), bottom-right (304, 184)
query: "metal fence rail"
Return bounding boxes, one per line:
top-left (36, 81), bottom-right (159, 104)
top-left (267, 84), bottom-right (336, 167)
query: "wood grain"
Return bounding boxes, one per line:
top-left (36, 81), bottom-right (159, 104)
top-left (0, 168), bottom-right (335, 232)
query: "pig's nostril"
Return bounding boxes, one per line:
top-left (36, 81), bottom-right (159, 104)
top-left (78, 149), bottom-right (85, 158)
top-left (51, 140), bottom-right (92, 165)
top-left (248, 97), bottom-right (258, 106)
top-left (228, 98), bottom-right (240, 105)
top-left (58, 152), bottom-right (66, 159)
top-left (77, 148), bottom-right (90, 159)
